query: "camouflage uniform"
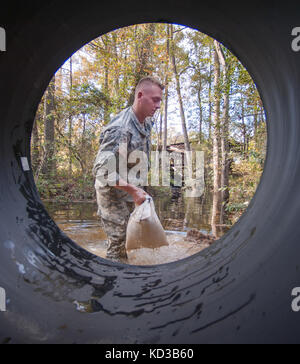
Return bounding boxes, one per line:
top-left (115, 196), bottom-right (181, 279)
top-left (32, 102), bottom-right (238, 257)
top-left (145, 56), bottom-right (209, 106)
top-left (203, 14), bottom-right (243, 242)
top-left (93, 107), bottom-right (153, 261)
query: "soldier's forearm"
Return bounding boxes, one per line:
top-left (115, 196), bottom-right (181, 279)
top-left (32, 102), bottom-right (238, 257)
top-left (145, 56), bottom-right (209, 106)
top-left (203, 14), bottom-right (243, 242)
top-left (113, 178), bottom-right (139, 195)
top-left (114, 178), bottom-right (148, 206)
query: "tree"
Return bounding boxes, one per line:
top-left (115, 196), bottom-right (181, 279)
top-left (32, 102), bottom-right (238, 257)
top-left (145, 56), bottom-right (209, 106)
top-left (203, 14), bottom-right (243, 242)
top-left (41, 76), bottom-right (56, 178)
top-left (32, 109), bottom-right (42, 175)
top-left (170, 24), bottom-right (191, 153)
top-left (211, 41), bottom-right (222, 236)
top-left (163, 24), bottom-right (171, 152)
top-left (127, 23), bottom-right (156, 106)
top-left (215, 42), bottom-right (231, 224)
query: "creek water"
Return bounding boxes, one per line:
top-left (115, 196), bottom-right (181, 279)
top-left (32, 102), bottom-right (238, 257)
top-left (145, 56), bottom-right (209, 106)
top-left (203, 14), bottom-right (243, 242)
top-left (44, 191), bottom-right (229, 266)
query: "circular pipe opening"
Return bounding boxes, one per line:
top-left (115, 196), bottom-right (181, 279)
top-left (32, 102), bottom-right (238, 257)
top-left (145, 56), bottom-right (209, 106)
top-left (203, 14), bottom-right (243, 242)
top-left (1, 3), bottom-right (299, 344)
top-left (31, 23), bottom-right (267, 267)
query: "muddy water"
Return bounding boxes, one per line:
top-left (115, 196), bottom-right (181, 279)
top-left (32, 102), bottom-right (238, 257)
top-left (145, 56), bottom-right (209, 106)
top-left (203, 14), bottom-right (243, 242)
top-left (44, 192), bottom-right (229, 265)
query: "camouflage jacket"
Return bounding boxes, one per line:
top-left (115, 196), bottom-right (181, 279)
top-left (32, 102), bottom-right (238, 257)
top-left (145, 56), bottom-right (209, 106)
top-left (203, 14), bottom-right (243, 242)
top-left (93, 107), bottom-right (153, 195)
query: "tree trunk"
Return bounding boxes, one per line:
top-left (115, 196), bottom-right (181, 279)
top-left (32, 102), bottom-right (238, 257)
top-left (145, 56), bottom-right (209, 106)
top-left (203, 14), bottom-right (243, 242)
top-left (112, 32), bottom-right (120, 95)
top-left (32, 112), bottom-right (41, 176)
top-left (241, 100), bottom-right (247, 157)
top-left (102, 35), bottom-right (111, 125)
top-left (163, 82), bottom-right (169, 151)
top-left (170, 25), bottom-right (191, 153)
top-left (41, 76), bottom-right (56, 178)
top-left (254, 100), bottom-right (258, 147)
top-left (211, 42), bottom-right (222, 237)
top-left (81, 113), bottom-right (87, 200)
top-left (68, 57), bottom-right (73, 177)
top-left (197, 78), bottom-right (203, 144)
top-left (163, 24), bottom-right (170, 152)
top-left (159, 113), bottom-right (163, 150)
top-left (215, 42), bottom-right (230, 225)
top-left (208, 42), bottom-right (213, 141)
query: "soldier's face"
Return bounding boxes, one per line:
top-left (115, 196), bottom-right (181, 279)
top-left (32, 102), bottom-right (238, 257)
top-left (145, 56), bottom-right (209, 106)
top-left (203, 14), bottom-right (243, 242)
top-left (138, 85), bottom-right (162, 119)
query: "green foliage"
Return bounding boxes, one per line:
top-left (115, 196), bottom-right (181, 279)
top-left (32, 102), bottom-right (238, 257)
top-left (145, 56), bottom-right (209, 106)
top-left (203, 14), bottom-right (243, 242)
top-left (37, 172), bottom-right (96, 202)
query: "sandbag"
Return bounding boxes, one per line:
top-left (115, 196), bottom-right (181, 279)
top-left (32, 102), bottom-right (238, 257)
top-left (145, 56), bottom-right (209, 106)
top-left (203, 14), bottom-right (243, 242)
top-left (126, 197), bottom-right (169, 251)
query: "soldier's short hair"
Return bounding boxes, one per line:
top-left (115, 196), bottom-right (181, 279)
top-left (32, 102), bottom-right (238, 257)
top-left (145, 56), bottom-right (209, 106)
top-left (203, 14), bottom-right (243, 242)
top-left (135, 77), bottom-right (165, 94)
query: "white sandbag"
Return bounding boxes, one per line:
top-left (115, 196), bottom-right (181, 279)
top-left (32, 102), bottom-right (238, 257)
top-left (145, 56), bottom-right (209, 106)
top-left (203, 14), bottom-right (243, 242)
top-left (126, 197), bottom-right (169, 251)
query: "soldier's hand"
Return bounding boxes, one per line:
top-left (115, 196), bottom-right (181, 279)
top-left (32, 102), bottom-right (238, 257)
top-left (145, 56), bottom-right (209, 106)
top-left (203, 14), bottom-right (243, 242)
top-left (132, 188), bottom-right (149, 206)
top-left (114, 179), bottom-right (149, 205)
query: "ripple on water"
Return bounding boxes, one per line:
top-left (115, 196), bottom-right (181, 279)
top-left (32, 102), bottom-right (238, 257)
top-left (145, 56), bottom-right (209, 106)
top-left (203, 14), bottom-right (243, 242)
top-left (58, 221), bottom-right (210, 266)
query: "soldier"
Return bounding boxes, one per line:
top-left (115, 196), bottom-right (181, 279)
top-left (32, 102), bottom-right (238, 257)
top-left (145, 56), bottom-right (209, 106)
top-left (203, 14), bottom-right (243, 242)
top-left (93, 77), bottom-right (164, 263)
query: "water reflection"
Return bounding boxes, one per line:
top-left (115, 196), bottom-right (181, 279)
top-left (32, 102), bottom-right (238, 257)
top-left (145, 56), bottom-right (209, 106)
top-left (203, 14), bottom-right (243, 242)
top-left (44, 191), bottom-right (229, 265)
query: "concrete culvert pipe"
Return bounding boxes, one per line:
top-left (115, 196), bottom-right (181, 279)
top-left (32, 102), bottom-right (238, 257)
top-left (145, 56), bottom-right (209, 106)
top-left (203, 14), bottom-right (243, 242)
top-left (1, 1), bottom-right (300, 344)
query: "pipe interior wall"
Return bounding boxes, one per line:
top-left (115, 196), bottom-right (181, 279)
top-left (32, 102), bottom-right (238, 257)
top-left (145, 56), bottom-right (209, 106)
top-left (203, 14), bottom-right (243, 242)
top-left (0, 1), bottom-right (300, 343)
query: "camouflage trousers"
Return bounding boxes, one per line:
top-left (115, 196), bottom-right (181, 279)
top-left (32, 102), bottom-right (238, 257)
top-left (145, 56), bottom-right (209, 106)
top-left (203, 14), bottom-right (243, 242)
top-left (96, 186), bottom-right (135, 262)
